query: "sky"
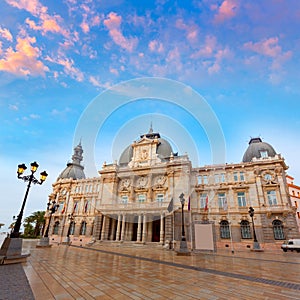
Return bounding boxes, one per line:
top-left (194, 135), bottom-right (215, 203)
top-left (1, 0), bottom-right (300, 232)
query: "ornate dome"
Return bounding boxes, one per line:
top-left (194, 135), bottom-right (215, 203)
top-left (242, 137), bottom-right (277, 162)
top-left (58, 143), bottom-right (86, 180)
top-left (119, 127), bottom-right (174, 166)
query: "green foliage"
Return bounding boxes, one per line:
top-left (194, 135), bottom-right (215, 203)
top-left (22, 211), bottom-right (46, 238)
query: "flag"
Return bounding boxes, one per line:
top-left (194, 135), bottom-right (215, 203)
top-left (84, 201), bottom-right (88, 213)
top-left (188, 197), bottom-right (191, 211)
top-left (73, 202), bottom-right (77, 213)
top-left (167, 198), bottom-right (174, 213)
top-left (61, 202), bottom-right (66, 214)
top-left (204, 195), bottom-right (208, 211)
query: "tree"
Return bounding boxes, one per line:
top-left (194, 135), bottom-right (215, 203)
top-left (23, 211), bottom-right (45, 238)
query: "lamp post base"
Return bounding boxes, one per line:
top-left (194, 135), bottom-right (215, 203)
top-left (176, 240), bottom-right (191, 256)
top-left (250, 241), bottom-right (264, 252)
top-left (0, 237), bottom-right (30, 265)
top-left (36, 237), bottom-right (52, 248)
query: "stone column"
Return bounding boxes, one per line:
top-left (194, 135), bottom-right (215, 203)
top-left (101, 215), bottom-right (106, 241)
top-left (116, 214), bottom-right (121, 241)
top-left (160, 213), bottom-right (164, 244)
top-left (121, 214), bottom-right (126, 242)
top-left (110, 218), bottom-right (116, 240)
top-left (142, 214), bottom-right (147, 243)
top-left (137, 214), bottom-right (142, 242)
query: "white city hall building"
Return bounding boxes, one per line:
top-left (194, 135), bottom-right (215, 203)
top-left (47, 127), bottom-right (300, 251)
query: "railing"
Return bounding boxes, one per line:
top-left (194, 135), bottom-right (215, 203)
top-left (99, 201), bottom-right (170, 211)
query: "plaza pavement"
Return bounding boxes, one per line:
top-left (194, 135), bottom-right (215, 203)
top-left (1, 240), bottom-right (300, 299)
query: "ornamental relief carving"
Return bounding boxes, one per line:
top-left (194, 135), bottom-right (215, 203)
top-left (155, 175), bottom-right (166, 187)
top-left (136, 176), bottom-right (148, 188)
top-left (119, 178), bottom-right (131, 191)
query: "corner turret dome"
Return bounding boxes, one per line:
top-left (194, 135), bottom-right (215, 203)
top-left (242, 137), bottom-right (277, 162)
top-left (58, 142), bottom-right (86, 180)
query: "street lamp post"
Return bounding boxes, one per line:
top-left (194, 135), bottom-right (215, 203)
top-left (248, 206), bottom-right (261, 250)
top-left (0, 162), bottom-right (48, 262)
top-left (176, 193), bottom-right (191, 256)
top-left (44, 200), bottom-right (60, 238)
top-left (65, 213), bottom-right (74, 244)
top-left (37, 199), bottom-right (59, 248)
top-left (11, 162), bottom-right (48, 238)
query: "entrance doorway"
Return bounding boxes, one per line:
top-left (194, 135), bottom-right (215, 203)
top-left (152, 219), bottom-right (161, 242)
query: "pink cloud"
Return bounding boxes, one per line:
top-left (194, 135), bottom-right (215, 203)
top-left (244, 37), bottom-right (281, 57)
top-left (7, 0), bottom-right (68, 36)
top-left (104, 12), bottom-right (138, 52)
top-left (45, 55), bottom-right (84, 82)
top-left (175, 19), bottom-right (199, 43)
top-left (0, 35), bottom-right (49, 76)
top-left (190, 35), bottom-right (217, 59)
top-left (148, 40), bottom-right (164, 53)
top-left (0, 27), bottom-right (13, 42)
top-left (214, 0), bottom-right (239, 23)
top-left (6, 0), bottom-right (42, 16)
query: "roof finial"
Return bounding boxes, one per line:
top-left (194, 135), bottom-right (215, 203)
top-left (149, 122), bottom-right (153, 134)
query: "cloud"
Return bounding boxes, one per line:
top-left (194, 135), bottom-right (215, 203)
top-left (190, 35), bottom-right (217, 59)
top-left (175, 19), bottom-right (198, 43)
top-left (0, 35), bottom-right (49, 76)
top-left (89, 75), bottom-right (111, 89)
top-left (9, 104), bottom-right (18, 111)
top-left (244, 37), bottom-right (292, 83)
top-left (45, 55), bottom-right (84, 82)
top-left (213, 0), bottom-right (239, 23)
top-left (103, 12), bottom-right (138, 52)
top-left (244, 37), bottom-right (282, 58)
top-left (6, 0), bottom-right (68, 36)
top-left (148, 40), bottom-right (164, 53)
top-left (0, 27), bottom-right (13, 42)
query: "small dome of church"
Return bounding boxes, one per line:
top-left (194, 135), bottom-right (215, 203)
top-left (119, 126), bottom-right (174, 166)
top-left (58, 142), bottom-right (86, 180)
top-left (242, 137), bottom-right (277, 162)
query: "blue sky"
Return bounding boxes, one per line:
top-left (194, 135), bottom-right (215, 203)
top-left (1, 0), bottom-right (300, 232)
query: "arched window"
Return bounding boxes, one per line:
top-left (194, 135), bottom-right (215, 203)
top-left (273, 220), bottom-right (285, 240)
top-left (240, 220), bottom-right (251, 239)
top-left (220, 220), bottom-right (230, 239)
top-left (80, 221), bottom-right (87, 235)
top-left (53, 221), bottom-right (59, 235)
top-left (69, 221), bottom-right (75, 235)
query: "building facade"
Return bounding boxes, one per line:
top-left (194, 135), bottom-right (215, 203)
top-left (46, 128), bottom-right (300, 251)
top-left (286, 175), bottom-right (300, 232)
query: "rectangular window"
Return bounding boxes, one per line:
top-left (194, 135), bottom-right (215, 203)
top-left (197, 175), bottom-right (202, 185)
top-left (138, 194), bottom-right (146, 203)
top-left (203, 175), bottom-right (208, 184)
top-left (220, 173), bottom-right (226, 182)
top-left (58, 201), bottom-right (64, 213)
top-left (233, 172), bottom-right (238, 182)
top-left (121, 195), bottom-right (128, 204)
top-left (200, 193), bottom-right (208, 208)
top-left (218, 193), bottom-right (226, 208)
top-left (260, 150), bottom-right (268, 158)
top-left (267, 190), bottom-right (277, 205)
top-left (156, 194), bottom-right (164, 202)
top-left (240, 172), bottom-right (245, 181)
top-left (214, 174), bottom-right (220, 184)
top-left (237, 192), bottom-right (246, 207)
